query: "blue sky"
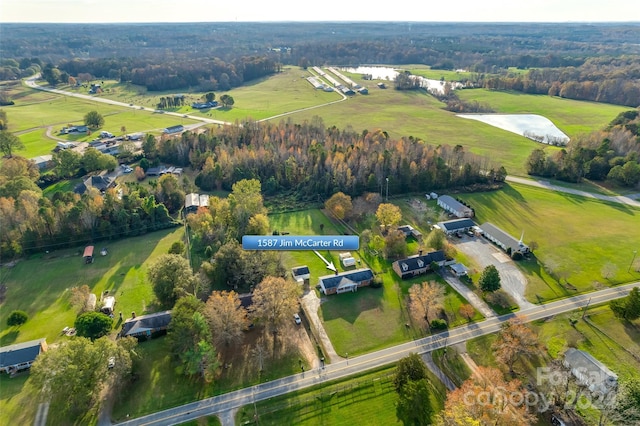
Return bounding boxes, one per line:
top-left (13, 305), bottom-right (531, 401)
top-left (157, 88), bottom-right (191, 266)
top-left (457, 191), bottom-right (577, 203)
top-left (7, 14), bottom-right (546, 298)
top-left (1, 0), bottom-right (639, 23)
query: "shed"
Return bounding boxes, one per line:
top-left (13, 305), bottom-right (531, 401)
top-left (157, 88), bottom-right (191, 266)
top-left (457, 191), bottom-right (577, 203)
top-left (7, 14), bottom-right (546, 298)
top-left (292, 266), bottom-right (311, 284)
top-left (83, 246), bottom-right (94, 264)
top-left (339, 252), bottom-right (356, 267)
top-left (87, 293), bottom-right (97, 311)
top-left (450, 263), bottom-right (469, 277)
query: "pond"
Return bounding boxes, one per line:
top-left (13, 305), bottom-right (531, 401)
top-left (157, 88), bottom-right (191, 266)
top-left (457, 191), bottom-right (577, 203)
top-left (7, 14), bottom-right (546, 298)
top-left (341, 66), bottom-right (462, 95)
top-left (457, 113), bottom-right (570, 145)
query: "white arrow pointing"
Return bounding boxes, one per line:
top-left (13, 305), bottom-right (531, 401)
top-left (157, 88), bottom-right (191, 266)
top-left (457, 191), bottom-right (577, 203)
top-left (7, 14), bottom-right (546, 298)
top-left (313, 250), bottom-right (336, 272)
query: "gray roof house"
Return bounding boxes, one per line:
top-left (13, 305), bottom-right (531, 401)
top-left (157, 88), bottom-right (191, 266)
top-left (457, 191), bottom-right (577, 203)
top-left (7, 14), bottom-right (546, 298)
top-left (120, 311), bottom-right (172, 339)
top-left (397, 225), bottom-right (422, 240)
top-left (563, 348), bottom-right (618, 395)
top-left (74, 175), bottom-right (115, 195)
top-left (436, 218), bottom-right (476, 235)
top-left (318, 268), bottom-right (374, 295)
top-left (392, 250), bottom-right (446, 279)
top-left (480, 222), bottom-right (529, 254)
top-left (0, 338), bottom-right (47, 374)
top-left (437, 195), bottom-right (474, 218)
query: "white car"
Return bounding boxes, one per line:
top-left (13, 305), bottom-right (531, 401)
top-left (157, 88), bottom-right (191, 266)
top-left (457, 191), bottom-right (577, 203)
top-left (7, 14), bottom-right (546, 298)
top-left (294, 313), bottom-right (301, 325)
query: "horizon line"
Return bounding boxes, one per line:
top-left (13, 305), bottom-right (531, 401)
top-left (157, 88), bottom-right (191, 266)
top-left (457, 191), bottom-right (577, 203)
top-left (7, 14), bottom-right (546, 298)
top-left (2, 20), bottom-right (640, 25)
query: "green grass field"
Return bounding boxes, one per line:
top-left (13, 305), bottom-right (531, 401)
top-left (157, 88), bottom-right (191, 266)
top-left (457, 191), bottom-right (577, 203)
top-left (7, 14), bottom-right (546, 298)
top-left (236, 365), bottom-right (446, 426)
top-left (0, 228), bottom-right (184, 347)
top-left (458, 182), bottom-right (640, 302)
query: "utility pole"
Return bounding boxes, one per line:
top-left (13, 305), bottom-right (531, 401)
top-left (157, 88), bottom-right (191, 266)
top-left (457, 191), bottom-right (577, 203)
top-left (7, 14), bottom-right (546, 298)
top-left (582, 297), bottom-right (592, 319)
top-left (385, 177), bottom-right (389, 202)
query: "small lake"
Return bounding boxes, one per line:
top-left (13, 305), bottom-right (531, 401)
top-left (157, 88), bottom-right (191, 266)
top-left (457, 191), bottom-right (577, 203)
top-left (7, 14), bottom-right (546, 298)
top-left (457, 114), bottom-right (570, 145)
top-left (341, 66), bottom-right (462, 95)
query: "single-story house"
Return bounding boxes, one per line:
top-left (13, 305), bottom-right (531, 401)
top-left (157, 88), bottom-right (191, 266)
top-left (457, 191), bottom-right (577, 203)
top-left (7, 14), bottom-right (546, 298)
top-left (435, 218), bottom-right (476, 235)
top-left (318, 268), bottom-right (374, 295)
top-left (0, 338), bottom-right (47, 374)
top-left (437, 195), bottom-right (474, 218)
top-left (292, 266), bottom-right (311, 284)
top-left (184, 193), bottom-right (210, 215)
top-left (450, 263), bottom-right (469, 277)
top-left (74, 175), bottom-right (115, 195)
top-left (397, 225), bottom-right (422, 240)
top-left (163, 125), bottom-right (184, 134)
top-left (339, 252), bottom-right (356, 267)
top-left (480, 222), bottom-right (529, 254)
top-left (392, 250), bottom-right (446, 279)
top-left (120, 311), bottom-right (172, 339)
top-left (31, 155), bottom-right (53, 170)
top-left (563, 348), bottom-right (618, 395)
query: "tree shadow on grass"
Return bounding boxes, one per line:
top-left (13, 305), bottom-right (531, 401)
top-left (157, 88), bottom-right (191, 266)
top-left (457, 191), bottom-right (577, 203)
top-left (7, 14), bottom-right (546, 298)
top-left (0, 329), bottom-right (19, 346)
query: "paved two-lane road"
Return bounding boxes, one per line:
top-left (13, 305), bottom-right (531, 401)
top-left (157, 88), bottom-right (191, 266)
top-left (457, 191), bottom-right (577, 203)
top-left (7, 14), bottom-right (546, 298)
top-left (115, 282), bottom-right (638, 426)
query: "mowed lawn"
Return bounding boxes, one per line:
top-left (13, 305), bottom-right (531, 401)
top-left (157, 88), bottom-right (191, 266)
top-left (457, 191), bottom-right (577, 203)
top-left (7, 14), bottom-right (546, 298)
top-left (458, 183), bottom-right (640, 301)
top-left (236, 365), bottom-right (447, 426)
top-left (0, 228), bottom-right (184, 347)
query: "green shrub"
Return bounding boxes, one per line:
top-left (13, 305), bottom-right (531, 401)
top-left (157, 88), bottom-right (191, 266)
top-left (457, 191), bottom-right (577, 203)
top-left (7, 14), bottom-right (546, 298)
top-left (7, 310), bottom-right (28, 326)
top-left (430, 319), bottom-right (448, 330)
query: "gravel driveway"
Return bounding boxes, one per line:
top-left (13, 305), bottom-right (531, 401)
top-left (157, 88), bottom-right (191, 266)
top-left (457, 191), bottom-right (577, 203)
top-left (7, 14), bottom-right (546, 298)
top-left (453, 235), bottom-right (536, 309)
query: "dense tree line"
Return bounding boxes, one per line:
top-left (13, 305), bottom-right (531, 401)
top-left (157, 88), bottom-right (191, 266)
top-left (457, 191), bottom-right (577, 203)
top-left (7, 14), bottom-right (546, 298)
top-left (476, 56), bottom-right (640, 107)
top-left (159, 118), bottom-right (505, 200)
top-left (3, 22), bottom-right (639, 103)
top-left (0, 161), bottom-right (178, 259)
top-left (525, 110), bottom-right (640, 185)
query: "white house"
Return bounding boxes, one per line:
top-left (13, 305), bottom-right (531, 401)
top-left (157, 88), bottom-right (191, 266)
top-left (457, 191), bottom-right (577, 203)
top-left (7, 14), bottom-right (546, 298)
top-left (480, 222), bottom-right (529, 255)
top-left (563, 348), bottom-right (618, 395)
top-left (437, 195), bottom-right (474, 218)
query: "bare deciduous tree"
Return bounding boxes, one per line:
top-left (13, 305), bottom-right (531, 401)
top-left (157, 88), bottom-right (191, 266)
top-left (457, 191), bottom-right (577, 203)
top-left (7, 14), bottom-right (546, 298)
top-left (409, 281), bottom-right (445, 331)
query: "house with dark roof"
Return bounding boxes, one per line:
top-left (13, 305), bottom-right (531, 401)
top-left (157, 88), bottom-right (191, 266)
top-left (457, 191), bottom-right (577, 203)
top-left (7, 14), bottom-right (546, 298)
top-left (0, 338), bottom-right (47, 374)
top-left (437, 195), bottom-right (474, 218)
top-left (480, 222), bottom-right (529, 254)
top-left (397, 225), bottom-right (422, 240)
top-left (392, 250), bottom-right (446, 279)
top-left (563, 348), bottom-right (618, 395)
top-left (74, 175), bottom-right (115, 195)
top-left (292, 266), bottom-right (310, 284)
top-left (318, 268), bottom-right (374, 295)
top-left (120, 311), bottom-right (172, 339)
top-left (435, 218), bottom-right (476, 235)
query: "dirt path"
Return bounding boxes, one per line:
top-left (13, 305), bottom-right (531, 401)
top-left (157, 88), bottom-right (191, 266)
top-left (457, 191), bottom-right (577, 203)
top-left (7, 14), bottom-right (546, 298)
top-left (300, 289), bottom-right (344, 363)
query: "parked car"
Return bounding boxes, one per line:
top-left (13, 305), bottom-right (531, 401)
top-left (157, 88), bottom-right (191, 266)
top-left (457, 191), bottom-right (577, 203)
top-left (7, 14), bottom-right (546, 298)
top-left (294, 313), bottom-right (301, 325)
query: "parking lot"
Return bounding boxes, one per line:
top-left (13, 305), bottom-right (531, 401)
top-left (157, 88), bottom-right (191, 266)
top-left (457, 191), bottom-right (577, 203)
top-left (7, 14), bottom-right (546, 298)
top-left (451, 233), bottom-right (536, 310)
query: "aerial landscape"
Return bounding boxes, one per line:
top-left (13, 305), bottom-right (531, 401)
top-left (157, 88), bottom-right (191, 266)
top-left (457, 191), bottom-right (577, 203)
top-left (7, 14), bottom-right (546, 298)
top-left (0, 2), bottom-right (639, 425)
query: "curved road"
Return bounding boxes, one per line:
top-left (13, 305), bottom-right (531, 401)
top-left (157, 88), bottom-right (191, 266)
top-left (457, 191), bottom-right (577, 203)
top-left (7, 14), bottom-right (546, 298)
top-left (506, 176), bottom-right (640, 208)
top-left (114, 282), bottom-right (638, 426)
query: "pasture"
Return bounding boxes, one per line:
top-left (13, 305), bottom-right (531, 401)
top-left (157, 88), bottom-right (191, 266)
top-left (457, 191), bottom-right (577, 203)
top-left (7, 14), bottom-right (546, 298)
top-left (458, 182), bottom-right (640, 301)
top-left (236, 365), bottom-right (446, 426)
top-left (0, 228), bottom-right (184, 347)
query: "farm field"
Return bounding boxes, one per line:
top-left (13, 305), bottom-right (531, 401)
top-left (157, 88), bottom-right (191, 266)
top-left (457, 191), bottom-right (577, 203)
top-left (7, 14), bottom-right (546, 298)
top-left (235, 365), bottom-right (447, 426)
top-left (457, 182), bottom-right (640, 302)
top-left (5, 67), bottom-right (629, 178)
